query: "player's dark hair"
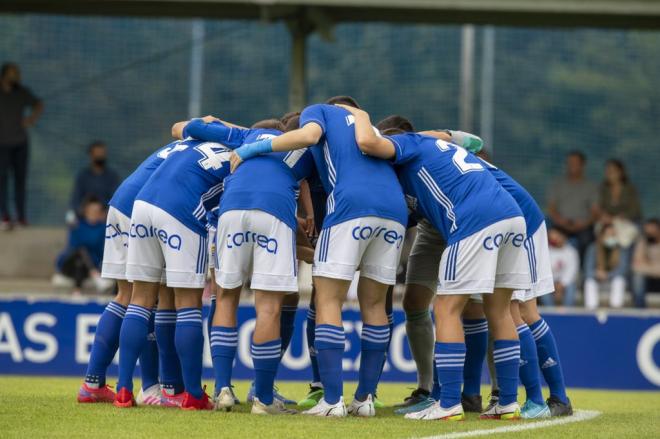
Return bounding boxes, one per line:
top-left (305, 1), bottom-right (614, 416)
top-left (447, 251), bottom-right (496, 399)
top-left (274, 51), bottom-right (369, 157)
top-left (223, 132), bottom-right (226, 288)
top-left (325, 95), bottom-right (361, 109)
top-left (567, 150), bottom-right (586, 163)
top-left (87, 140), bottom-right (106, 153)
top-left (280, 111), bottom-right (300, 125)
top-left (376, 115), bottom-right (415, 133)
top-left (251, 119), bottom-right (285, 131)
top-left (381, 127), bottom-right (405, 136)
top-left (283, 115), bottom-right (300, 132)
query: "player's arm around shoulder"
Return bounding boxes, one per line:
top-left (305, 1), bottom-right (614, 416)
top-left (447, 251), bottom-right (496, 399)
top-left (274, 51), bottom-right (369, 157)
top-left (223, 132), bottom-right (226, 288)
top-left (335, 104), bottom-right (395, 160)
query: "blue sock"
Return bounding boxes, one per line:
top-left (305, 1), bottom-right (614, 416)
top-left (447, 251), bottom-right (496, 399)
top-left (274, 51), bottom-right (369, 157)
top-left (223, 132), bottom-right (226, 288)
top-left (435, 342), bottom-right (466, 408)
top-left (375, 312), bottom-right (394, 386)
top-left (463, 318), bottom-right (488, 397)
top-left (517, 324), bottom-right (544, 405)
top-left (431, 359), bottom-right (441, 400)
top-left (175, 308), bottom-right (204, 399)
top-left (85, 301), bottom-right (126, 387)
top-left (314, 324), bottom-right (345, 404)
top-left (117, 304), bottom-right (151, 392)
top-left (280, 305), bottom-right (297, 354)
top-left (306, 306), bottom-right (321, 385)
top-left (251, 338), bottom-right (282, 405)
top-left (493, 339), bottom-right (520, 406)
top-left (356, 324), bottom-right (389, 400)
top-left (155, 310), bottom-right (184, 394)
top-left (138, 310), bottom-right (159, 390)
top-left (530, 318), bottom-right (568, 403)
top-left (207, 295), bottom-right (216, 341)
top-left (210, 326), bottom-right (238, 393)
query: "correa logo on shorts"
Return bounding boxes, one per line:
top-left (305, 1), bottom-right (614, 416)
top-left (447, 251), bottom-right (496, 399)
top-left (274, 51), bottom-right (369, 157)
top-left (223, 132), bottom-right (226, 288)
top-left (227, 231), bottom-right (278, 254)
top-left (105, 224), bottom-right (129, 240)
top-left (351, 226), bottom-right (404, 249)
top-left (129, 223), bottom-right (182, 251)
top-left (482, 232), bottom-right (525, 250)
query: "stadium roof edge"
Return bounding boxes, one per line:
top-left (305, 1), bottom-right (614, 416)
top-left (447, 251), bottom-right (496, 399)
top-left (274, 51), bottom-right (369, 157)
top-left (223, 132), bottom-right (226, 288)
top-left (2, 0), bottom-right (660, 29)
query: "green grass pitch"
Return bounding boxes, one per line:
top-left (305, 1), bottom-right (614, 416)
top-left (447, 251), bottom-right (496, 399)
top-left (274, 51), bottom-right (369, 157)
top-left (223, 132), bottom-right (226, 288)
top-left (1, 376), bottom-right (658, 438)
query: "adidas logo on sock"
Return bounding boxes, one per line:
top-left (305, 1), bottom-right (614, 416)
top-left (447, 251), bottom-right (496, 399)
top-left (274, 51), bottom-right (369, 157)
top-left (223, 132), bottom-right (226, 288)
top-left (542, 357), bottom-right (557, 369)
top-left (519, 359), bottom-right (528, 366)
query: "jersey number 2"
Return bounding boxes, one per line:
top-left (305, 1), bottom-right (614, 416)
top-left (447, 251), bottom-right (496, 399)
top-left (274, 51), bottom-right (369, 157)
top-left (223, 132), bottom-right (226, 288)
top-left (435, 139), bottom-right (484, 174)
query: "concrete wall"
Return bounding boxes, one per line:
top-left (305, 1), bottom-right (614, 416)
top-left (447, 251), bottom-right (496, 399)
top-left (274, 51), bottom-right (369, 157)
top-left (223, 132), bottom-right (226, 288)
top-left (0, 227), bottom-right (66, 279)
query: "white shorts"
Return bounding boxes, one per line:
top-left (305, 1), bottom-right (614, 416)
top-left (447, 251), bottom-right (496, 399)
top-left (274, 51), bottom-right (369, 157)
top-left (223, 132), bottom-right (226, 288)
top-left (215, 210), bottom-right (298, 292)
top-left (313, 216), bottom-right (406, 285)
top-left (208, 226), bottom-right (217, 270)
top-left (125, 201), bottom-right (208, 288)
top-left (513, 222), bottom-right (555, 302)
top-left (405, 218), bottom-right (445, 292)
top-left (101, 206), bottom-right (131, 280)
top-left (438, 216), bottom-right (531, 295)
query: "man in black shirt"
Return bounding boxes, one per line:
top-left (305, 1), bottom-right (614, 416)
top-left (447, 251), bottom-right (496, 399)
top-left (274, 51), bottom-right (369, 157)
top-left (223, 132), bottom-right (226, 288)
top-left (0, 62), bottom-right (43, 229)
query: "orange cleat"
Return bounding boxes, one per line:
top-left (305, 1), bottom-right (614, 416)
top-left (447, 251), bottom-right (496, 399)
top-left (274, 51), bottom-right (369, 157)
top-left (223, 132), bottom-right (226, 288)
top-left (113, 387), bottom-right (136, 408)
top-left (77, 383), bottom-right (116, 403)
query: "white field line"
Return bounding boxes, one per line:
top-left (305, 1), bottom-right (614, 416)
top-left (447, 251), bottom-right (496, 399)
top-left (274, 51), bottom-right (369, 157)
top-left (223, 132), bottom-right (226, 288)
top-left (414, 409), bottom-right (602, 439)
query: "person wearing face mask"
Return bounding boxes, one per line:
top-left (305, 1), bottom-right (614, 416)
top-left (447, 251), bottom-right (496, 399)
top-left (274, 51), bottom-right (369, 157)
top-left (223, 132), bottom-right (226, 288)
top-left (0, 62), bottom-right (43, 230)
top-left (540, 227), bottom-right (580, 307)
top-left (631, 219), bottom-right (660, 308)
top-left (67, 141), bottom-right (119, 224)
top-left (583, 221), bottom-right (630, 309)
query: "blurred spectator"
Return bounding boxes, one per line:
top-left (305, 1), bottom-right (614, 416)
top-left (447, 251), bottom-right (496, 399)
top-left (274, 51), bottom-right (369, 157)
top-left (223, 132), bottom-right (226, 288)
top-left (53, 197), bottom-right (113, 295)
top-left (631, 219), bottom-right (660, 308)
top-left (547, 151), bottom-right (599, 259)
top-left (67, 141), bottom-right (119, 224)
top-left (598, 159), bottom-right (641, 223)
top-left (540, 226), bottom-right (579, 307)
top-left (583, 221), bottom-right (629, 309)
top-left (0, 62), bottom-right (43, 230)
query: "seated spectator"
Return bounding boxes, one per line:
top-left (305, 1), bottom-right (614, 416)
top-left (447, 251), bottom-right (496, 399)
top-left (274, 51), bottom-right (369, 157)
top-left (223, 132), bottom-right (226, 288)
top-left (598, 158), bottom-right (641, 224)
top-left (66, 141), bottom-right (119, 224)
top-left (540, 226), bottom-right (579, 307)
top-left (53, 197), bottom-right (113, 295)
top-left (631, 219), bottom-right (660, 308)
top-left (583, 221), bottom-right (630, 309)
top-left (547, 150), bottom-right (599, 260)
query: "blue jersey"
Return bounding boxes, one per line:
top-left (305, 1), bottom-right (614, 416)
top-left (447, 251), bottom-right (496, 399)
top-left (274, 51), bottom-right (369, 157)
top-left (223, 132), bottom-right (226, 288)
top-left (300, 104), bottom-right (408, 228)
top-left (388, 133), bottom-right (522, 245)
top-left (136, 138), bottom-right (232, 235)
top-left (183, 122), bottom-right (316, 231)
top-left (479, 157), bottom-right (545, 235)
top-left (108, 142), bottom-right (177, 217)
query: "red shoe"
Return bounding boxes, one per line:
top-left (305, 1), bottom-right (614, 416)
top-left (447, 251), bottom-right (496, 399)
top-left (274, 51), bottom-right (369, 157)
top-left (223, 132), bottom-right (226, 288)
top-left (113, 387), bottom-right (136, 408)
top-left (181, 389), bottom-right (213, 410)
top-left (77, 382), bottom-right (116, 403)
top-left (160, 389), bottom-right (186, 408)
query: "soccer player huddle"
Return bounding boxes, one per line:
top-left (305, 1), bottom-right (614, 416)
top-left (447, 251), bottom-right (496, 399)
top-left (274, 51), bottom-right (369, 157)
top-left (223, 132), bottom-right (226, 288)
top-left (77, 96), bottom-right (573, 421)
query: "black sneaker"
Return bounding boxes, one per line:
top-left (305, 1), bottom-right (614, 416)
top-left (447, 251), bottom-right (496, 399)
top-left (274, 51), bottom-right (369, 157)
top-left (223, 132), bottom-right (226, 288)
top-left (484, 390), bottom-right (499, 413)
top-left (461, 393), bottom-right (483, 413)
top-left (547, 395), bottom-right (573, 417)
top-left (393, 388), bottom-right (431, 408)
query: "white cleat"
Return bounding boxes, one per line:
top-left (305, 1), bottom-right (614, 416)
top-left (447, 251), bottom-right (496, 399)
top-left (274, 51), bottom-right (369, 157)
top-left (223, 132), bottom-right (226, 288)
top-left (480, 401), bottom-right (521, 420)
top-left (405, 401), bottom-right (465, 421)
top-left (347, 394), bottom-right (376, 417)
top-left (136, 384), bottom-right (162, 406)
top-left (302, 397), bottom-right (347, 417)
top-left (214, 386), bottom-right (237, 411)
top-left (251, 397), bottom-right (297, 415)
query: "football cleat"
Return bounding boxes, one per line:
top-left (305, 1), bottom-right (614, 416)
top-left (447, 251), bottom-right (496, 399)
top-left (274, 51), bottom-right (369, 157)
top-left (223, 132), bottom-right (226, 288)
top-left (298, 385), bottom-right (324, 409)
top-left (547, 395), bottom-right (573, 417)
top-left (461, 393), bottom-right (483, 413)
top-left (214, 386), bottom-right (236, 411)
top-left (77, 383), bottom-right (116, 403)
top-left (181, 389), bottom-right (213, 410)
top-left (373, 394), bottom-right (385, 409)
top-left (484, 390), bottom-right (499, 413)
top-left (404, 401), bottom-right (465, 421)
top-left (480, 401), bottom-right (521, 420)
top-left (251, 397), bottom-right (298, 415)
top-left (302, 397), bottom-right (347, 417)
top-left (136, 384), bottom-right (162, 406)
top-left (160, 389), bottom-right (186, 408)
top-left (347, 394), bottom-right (376, 417)
top-left (274, 385), bottom-right (296, 405)
top-left (394, 388), bottom-right (431, 409)
top-left (520, 400), bottom-right (551, 419)
top-left (394, 396), bottom-right (435, 415)
top-left (113, 387), bottom-right (136, 408)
